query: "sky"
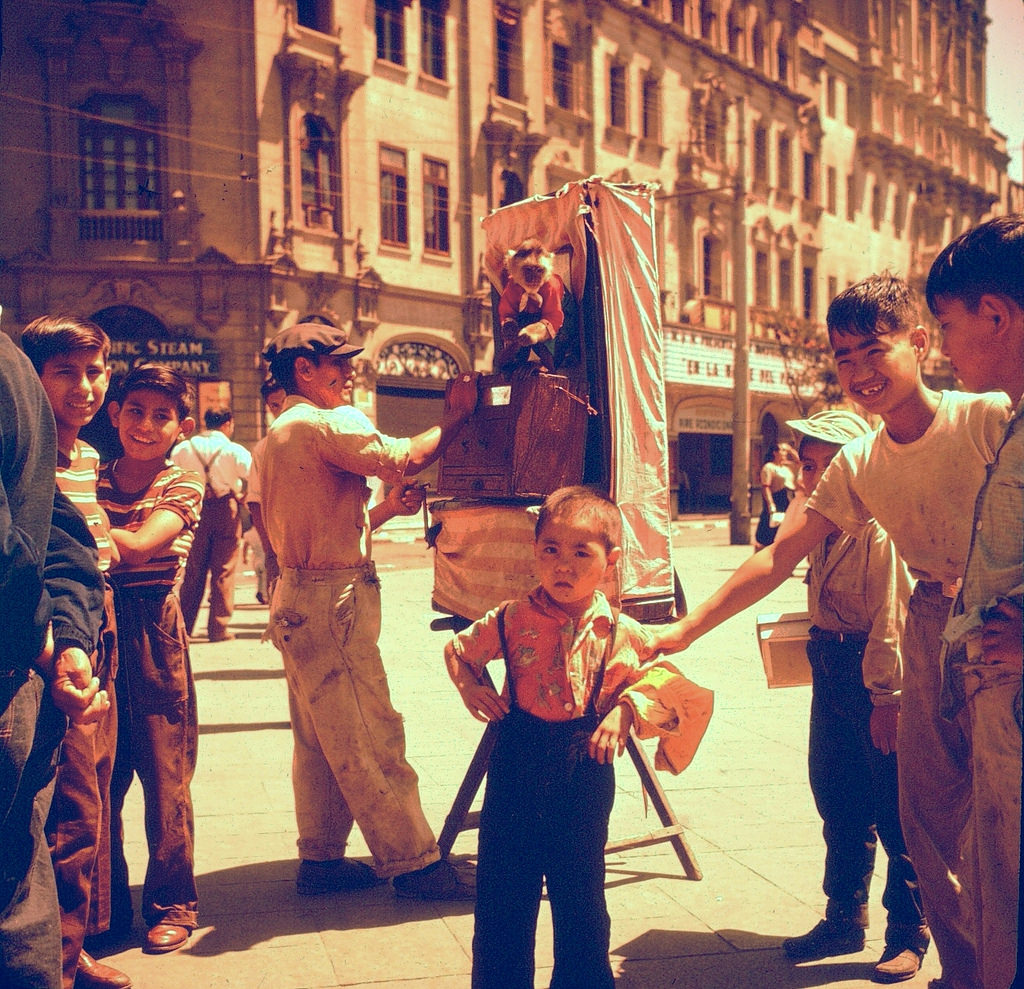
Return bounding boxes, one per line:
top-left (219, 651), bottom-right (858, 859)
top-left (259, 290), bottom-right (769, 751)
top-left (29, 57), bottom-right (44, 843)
top-left (986, 0), bottom-right (1024, 183)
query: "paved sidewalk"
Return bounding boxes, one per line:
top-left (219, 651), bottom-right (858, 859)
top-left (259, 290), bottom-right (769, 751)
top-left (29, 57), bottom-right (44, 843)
top-left (96, 518), bottom-right (943, 988)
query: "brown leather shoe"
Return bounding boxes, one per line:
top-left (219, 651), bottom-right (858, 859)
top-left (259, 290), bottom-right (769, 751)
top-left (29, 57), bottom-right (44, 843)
top-left (77, 950), bottom-right (132, 988)
top-left (143, 923), bottom-right (190, 954)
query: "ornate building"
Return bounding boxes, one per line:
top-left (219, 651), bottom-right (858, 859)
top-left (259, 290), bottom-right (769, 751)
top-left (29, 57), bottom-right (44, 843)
top-left (0, 0), bottom-right (1009, 504)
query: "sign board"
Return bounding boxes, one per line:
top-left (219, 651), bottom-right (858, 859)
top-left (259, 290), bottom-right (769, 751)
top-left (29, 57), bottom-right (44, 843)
top-left (108, 337), bottom-right (221, 377)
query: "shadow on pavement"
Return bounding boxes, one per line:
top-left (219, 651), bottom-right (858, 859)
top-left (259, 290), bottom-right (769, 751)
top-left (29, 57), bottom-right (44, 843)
top-left (184, 857), bottom-right (476, 958)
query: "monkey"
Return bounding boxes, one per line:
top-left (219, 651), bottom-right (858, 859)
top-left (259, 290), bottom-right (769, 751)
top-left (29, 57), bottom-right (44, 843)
top-left (495, 238), bottom-right (566, 373)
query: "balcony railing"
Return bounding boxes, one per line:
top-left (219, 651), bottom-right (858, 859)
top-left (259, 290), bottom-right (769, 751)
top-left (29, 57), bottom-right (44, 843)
top-left (78, 210), bottom-right (163, 242)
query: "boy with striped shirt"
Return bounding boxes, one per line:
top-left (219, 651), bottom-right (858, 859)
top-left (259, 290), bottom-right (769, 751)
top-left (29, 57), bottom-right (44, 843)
top-left (96, 364), bottom-right (204, 957)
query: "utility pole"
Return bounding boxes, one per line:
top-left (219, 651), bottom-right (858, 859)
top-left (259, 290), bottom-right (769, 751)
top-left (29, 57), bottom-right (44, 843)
top-left (729, 95), bottom-right (751, 546)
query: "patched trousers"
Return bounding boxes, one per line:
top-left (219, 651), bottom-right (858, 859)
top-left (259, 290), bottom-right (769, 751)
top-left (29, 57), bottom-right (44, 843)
top-left (270, 564), bottom-right (439, 877)
top-left (109, 590), bottom-right (198, 931)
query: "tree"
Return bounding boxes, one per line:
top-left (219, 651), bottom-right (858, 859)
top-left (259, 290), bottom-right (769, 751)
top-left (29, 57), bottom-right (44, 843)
top-left (771, 315), bottom-right (844, 417)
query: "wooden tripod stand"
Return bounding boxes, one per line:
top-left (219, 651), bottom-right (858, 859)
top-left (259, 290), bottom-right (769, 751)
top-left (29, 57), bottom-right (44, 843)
top-left (437, 676), bottom-right (703, 881)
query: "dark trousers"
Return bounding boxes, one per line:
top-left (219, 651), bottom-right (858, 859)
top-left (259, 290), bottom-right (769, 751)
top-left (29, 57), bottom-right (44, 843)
top-left (807, 637), bottom-right (926, 939)
top-left (1, 667), bottom-right (66, 989)
top-left (47, 583), bottom-right (118, 988)
top-left (473, 708), bottom-right (615, 989)
top-left (109, 591), bottom-right (198, 931)
top-left (179, 495), bottom-right (241, 639)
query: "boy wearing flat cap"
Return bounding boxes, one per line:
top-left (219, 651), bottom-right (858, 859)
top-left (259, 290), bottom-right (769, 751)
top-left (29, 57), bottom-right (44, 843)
top-left (781, 410), bottom-right (930, 982)
top-left (260, 321), bottom-right (480, 900)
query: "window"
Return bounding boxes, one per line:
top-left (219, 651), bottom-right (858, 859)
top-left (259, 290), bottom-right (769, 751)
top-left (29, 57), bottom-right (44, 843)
top-left (380, 145), bottom-right (408, 246)
top-left (871, 182), bottom-right (883, 230)
top-left (827, 275), bottom-right (838, 306)
top-left (641, 75), bottom-right (660, 142)
top-left (778, 257), bottom-right (792, 312)
top-left (846, 172), bottom-right (856, 221)
top-left (700, 0), bottom-right (716, 42)
top-left (753, 124), bottom-right (768, 185)
top-left (802, 265), bottom-right (815, 320)
top-left (79, 96), bottom-right (160, 212)
top-left (300, 115), bottom-right (334, 228)
top-left (777, 39), bottom-right (789, 82)
top-left (703, 104), bottom-right (720, 162)
top-left (495, 6), bottom-right (523, 102)
top-left (702, 236), bottom-right (722, 297)
top-left (825, 74), bottom-right (836, 117)
top-left (803, 151), bottom-right (816, 202)
top-left (376, 0), bottom-right (405, 65)
top-left (296, 0), bottom-right (330, 33)
top-left (824, 165), bottom-right (838, 214)
top-left (755, 251), bottom-right (770, 306)
top-left (671, 0), bottom-right (685, 24)
top-left (751, 19), bottom-right (765, 70)
top-left (777, 133), bottom-right (791, 191)
top-left (423, 157), bottom-right (450, 254)
top-left (552, 42), bottom-right (573, 110)
top-left (609, 62), bottom-right (627, 130)
top-left (728, 6), bottom-right (742, 56)
top-left (421, 0), bottom-right (447, 80)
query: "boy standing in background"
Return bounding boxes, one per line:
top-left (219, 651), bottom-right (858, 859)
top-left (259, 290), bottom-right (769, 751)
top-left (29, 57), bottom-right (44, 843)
top-left (97, 364), bottom-right (204, 956)
top-left (21, 315), bottom-right (132, 989)
top-left (779, 410), bottom-right (928, 983)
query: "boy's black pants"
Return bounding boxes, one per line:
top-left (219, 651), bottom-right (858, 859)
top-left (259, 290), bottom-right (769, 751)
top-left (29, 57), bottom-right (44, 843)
top-left (807, 634), bottom-right (926, 936)
top-left (472, 707), bottom-right (615, 989)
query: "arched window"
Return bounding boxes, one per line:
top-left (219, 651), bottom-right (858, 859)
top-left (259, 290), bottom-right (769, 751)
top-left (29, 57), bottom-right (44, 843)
top-left (300, 115), bottom-right (335, 228)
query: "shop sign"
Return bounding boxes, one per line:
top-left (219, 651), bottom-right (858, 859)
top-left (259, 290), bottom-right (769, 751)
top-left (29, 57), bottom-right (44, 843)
top-left (673, 405), bottom-right (732, 434)
top-left (108, 337), bottom-right (221, 378)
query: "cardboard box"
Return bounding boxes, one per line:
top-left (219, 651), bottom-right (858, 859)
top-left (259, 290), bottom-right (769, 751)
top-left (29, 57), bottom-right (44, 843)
top-left (756, 611), bottom-right (812, 688)
top-left (437, 372), bottom-right (587, 499)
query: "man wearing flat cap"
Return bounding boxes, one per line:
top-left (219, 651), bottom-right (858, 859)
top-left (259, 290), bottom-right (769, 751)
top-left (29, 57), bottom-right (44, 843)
top-left (260, 320), bottom-right (479, 900)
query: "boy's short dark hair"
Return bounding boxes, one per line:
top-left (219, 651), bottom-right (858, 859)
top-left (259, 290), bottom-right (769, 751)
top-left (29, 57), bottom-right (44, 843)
top-left (535, 485), bottom-right (622, 555)
top-left (260, 377), bottom-right (283, 399)
top-left (116, 363), bottom-right (194, 421)
top-left (827, 273), bottom-right (921, 342)
top-left (925, 214), bottom-right (1024, 313)
top-left (204, 406), bottom-right (233, 429)
top-left (20, 314), bottom-right (111, 374)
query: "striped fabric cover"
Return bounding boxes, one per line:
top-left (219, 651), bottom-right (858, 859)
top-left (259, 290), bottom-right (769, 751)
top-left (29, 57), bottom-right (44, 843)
top-left (429, 499), bottom-right (619, 622)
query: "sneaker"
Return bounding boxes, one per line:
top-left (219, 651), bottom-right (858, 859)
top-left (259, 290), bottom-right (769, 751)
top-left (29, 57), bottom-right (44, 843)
top-left (873, 944), bottom-right (925, 983)
top-left (296, 858), bottom-right (383, 895)
top-left (783, 919), bottom-right (866, 960)
top-left (392, 860), bottom-right (476, 901)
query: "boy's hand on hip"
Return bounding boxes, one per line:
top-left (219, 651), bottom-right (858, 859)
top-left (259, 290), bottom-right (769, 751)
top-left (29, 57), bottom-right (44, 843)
top-left (869, 703), bottom-right (898, 755)
top-left (589, 702), bottom-right (634, 764)
top-left (457, 680), bottom-right (509, 724)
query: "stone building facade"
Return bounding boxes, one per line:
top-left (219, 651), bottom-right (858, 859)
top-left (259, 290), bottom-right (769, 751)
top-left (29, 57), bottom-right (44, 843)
top-left (0, 0), bottom-right (1009, 505)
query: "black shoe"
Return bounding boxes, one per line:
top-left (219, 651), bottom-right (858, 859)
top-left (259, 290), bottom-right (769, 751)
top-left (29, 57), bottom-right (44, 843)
top-left (783, 919), bottom-right (866, 960)
top-left (392, 860), bottom-right (475, 901)
top-left (296, 858), bottom-right (383, 895)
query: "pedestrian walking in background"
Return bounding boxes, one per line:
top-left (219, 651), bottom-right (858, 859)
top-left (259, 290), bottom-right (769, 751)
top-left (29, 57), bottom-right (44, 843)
top-left (171, 406), bottom-right (251, 642)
